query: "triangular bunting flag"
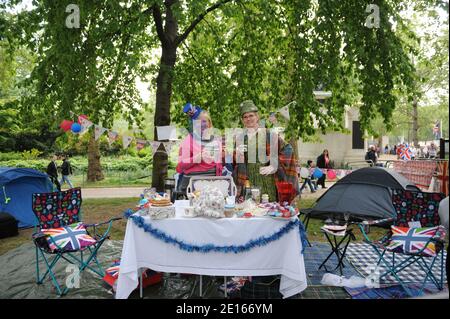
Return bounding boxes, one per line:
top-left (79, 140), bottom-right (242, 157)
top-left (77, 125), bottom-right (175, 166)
top-left (94, 125), bottom-right (107, 141)
top-left (149, 141), bottom-right (161, 156)
top-left (162, 141), bottom-right (177, 154)
top-left (122, 135), bottom-right (134, 149)
top-left (107, 130), bottom-right (119, 145)
top-left (278, 105), bottom-right (290, 121)
top-left (136, 139), bottom-right (147, 151)
top-left (79, 118), bottom-right (93, 135)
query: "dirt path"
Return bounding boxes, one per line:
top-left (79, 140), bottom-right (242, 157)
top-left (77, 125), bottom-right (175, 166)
top-left (80, 187), bottom-right (144, 199)
top-left (79, 182), bottom-right (336, 199)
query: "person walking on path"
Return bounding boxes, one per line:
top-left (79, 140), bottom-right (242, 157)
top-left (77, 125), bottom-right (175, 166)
top-left (60, 154), bottom-right (74, 189)
top-left (316, 149), bottom-right (331, 189)
top-left (46, 154), bottom-right (61, 191)
top-left (299, 160), bottom-right (316, 194)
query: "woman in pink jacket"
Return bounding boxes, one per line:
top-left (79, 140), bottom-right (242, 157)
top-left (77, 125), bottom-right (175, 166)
top-left (176, 111), bottom-right (223, 186)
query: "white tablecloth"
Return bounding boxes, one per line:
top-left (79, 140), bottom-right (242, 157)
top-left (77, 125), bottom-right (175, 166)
top-left (116, 200), bottom-right (307, 299)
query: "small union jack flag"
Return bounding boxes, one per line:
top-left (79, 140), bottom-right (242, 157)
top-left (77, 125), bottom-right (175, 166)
top-left (105, 260), bottom-right (121, 278)
top-left (399, 144), bottom-right (412, 161)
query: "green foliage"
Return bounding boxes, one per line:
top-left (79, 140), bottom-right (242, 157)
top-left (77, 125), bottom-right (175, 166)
top-left (172, 0), bottom-right (418, 138)
top-left (0, 155), bottom-right (154, 172)
top-left (0, 152), bottom-right (23, 161)
top-left (7, 0), bottom-right (422, 138)
top-left (21, 148), bottom-right (42, 160)
top-left (367, 4), bottom-right (449, 141)
top-left (4, 0), bottom-right (445, 188)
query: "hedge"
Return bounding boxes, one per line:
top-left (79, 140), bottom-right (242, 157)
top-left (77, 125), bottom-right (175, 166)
top-left (0, 155), bottom-right (167, 173)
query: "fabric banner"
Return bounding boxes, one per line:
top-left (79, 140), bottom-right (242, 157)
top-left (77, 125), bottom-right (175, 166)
top-left (278, 105), bottom-right (290, 121)
top-left (122, 135), bottom-right (134, 149)
top-left (107, 130), bottom-right (119, 145)
top-left (136, 139), bottom-right (147, 151)
top-left (79, 118), bottom-right (93, 135)
top-left (392, 161), bottom-right (437, 189)
top-left (162, 141), bottom-right (177, 154)
top-left (156, 126), bottom-right (177, 140)
top-left (149, 141), bottom-right (161, 156)
top-left (94, 125), bottom-right (107, 141)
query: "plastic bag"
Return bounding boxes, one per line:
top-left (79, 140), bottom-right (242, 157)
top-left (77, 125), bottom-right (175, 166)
top-left (321, 273), bottom-right (366, 288)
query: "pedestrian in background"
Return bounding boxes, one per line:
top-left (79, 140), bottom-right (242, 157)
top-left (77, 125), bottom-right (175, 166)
top-left (316, 149), bottom-right (331, 189)
top-left (46, 154), bottom-right (61, 191)
top-left (60, 154), bottom-right (74, 189)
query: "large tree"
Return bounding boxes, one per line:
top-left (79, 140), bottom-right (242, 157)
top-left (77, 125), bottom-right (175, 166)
top-left (3, 0), bottom-right (431, 189)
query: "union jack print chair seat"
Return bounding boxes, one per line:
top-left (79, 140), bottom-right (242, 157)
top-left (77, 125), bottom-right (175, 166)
top-left (32, 188), bottom-right (121, 296)
top-left (358, 189), bottom-right (446, 297)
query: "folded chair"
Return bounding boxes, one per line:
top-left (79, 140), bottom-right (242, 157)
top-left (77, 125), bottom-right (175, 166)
top-left (32, 187), bottom-right (120, 296)
top-left (358, 189), bottom-right (446, 297)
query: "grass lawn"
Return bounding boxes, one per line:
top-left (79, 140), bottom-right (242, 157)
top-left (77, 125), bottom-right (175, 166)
top-left (69, 174), bottom-right (151, 188)
top-left (66, 169), bottom-right (176, 188)
top-left (0, 197), bottom-right (388, 256)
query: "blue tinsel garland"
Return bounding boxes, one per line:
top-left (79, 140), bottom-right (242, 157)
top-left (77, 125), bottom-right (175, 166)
top-left (123, 209), bottom-right (308, 254)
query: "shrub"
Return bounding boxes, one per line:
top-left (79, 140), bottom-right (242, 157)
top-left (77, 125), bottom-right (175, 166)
top-left (21, 149), bottom-right (43, 160)
top-left (0, 152), bottom-right (23, 161)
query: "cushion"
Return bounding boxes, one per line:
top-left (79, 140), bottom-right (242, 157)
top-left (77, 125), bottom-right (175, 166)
top-left (386, 225), bottom-right (446, 257)
top-left (41, 222), bottom-right (96, 252)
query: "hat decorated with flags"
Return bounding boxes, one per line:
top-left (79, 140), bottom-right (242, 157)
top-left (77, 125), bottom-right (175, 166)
top-left (239, 100), bottom-right (259, 116)
top-left (183, 102), bottom-right (202, 120)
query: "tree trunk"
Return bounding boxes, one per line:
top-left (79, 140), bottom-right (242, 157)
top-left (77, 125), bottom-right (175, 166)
top-left (152, 46), bottom-right (177, 191)
top-left (87, 135), bottom-right (104, 182)
top-left (412, 97), bottom-right (419, 146)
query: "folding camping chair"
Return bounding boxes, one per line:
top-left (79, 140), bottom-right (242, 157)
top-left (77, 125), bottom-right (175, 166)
top-left (32, 187), bottom-right (120, 296)
top-left (358, 189), bottom-right (447, 297)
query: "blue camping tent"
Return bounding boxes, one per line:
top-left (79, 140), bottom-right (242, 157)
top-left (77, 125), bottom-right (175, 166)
top-left (0, 167), bottom-right (54, 228)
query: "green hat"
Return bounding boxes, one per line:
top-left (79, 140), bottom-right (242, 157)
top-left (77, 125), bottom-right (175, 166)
top-left (239, 100), bottom-right (259, 116)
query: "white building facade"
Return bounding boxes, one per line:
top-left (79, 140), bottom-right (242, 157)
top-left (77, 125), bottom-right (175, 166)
top-left (296, 107), bottom-right (368, 168)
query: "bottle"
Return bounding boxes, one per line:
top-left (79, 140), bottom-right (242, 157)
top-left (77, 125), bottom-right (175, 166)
top-left (251, 188), bottom-right (261, 204)
top-left (244, 180), bottom-right (252, 201)
top-left (261, 194), bottom-right (269, 204)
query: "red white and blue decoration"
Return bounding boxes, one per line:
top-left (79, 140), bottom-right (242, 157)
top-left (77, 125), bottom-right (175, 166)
top-left (71, 122), bottom-right (82, 133)
top-left (387, 226), bottom-right (446, 257)
top-left (399, 144), bottom-right (412, 161)
top-left (123, 209), bottom-right (309, 254)
top-left (42, 222), bottom-right (96, 252)
top-left (102, 259), bottom-right (163, 291)
top-left (62, 112), bottom-right (177, 154)
top-left (60, 120), bottom-right (74, 132)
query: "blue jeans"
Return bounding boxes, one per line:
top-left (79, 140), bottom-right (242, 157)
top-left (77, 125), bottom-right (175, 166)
top-left (60, 175), bottom-right (74, 188)
top-left (300, 178), bottom-right (316, 192)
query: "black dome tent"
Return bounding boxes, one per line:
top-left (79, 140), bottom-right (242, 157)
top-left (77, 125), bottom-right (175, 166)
top-left (301, 167), bottom-right (421, 221)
